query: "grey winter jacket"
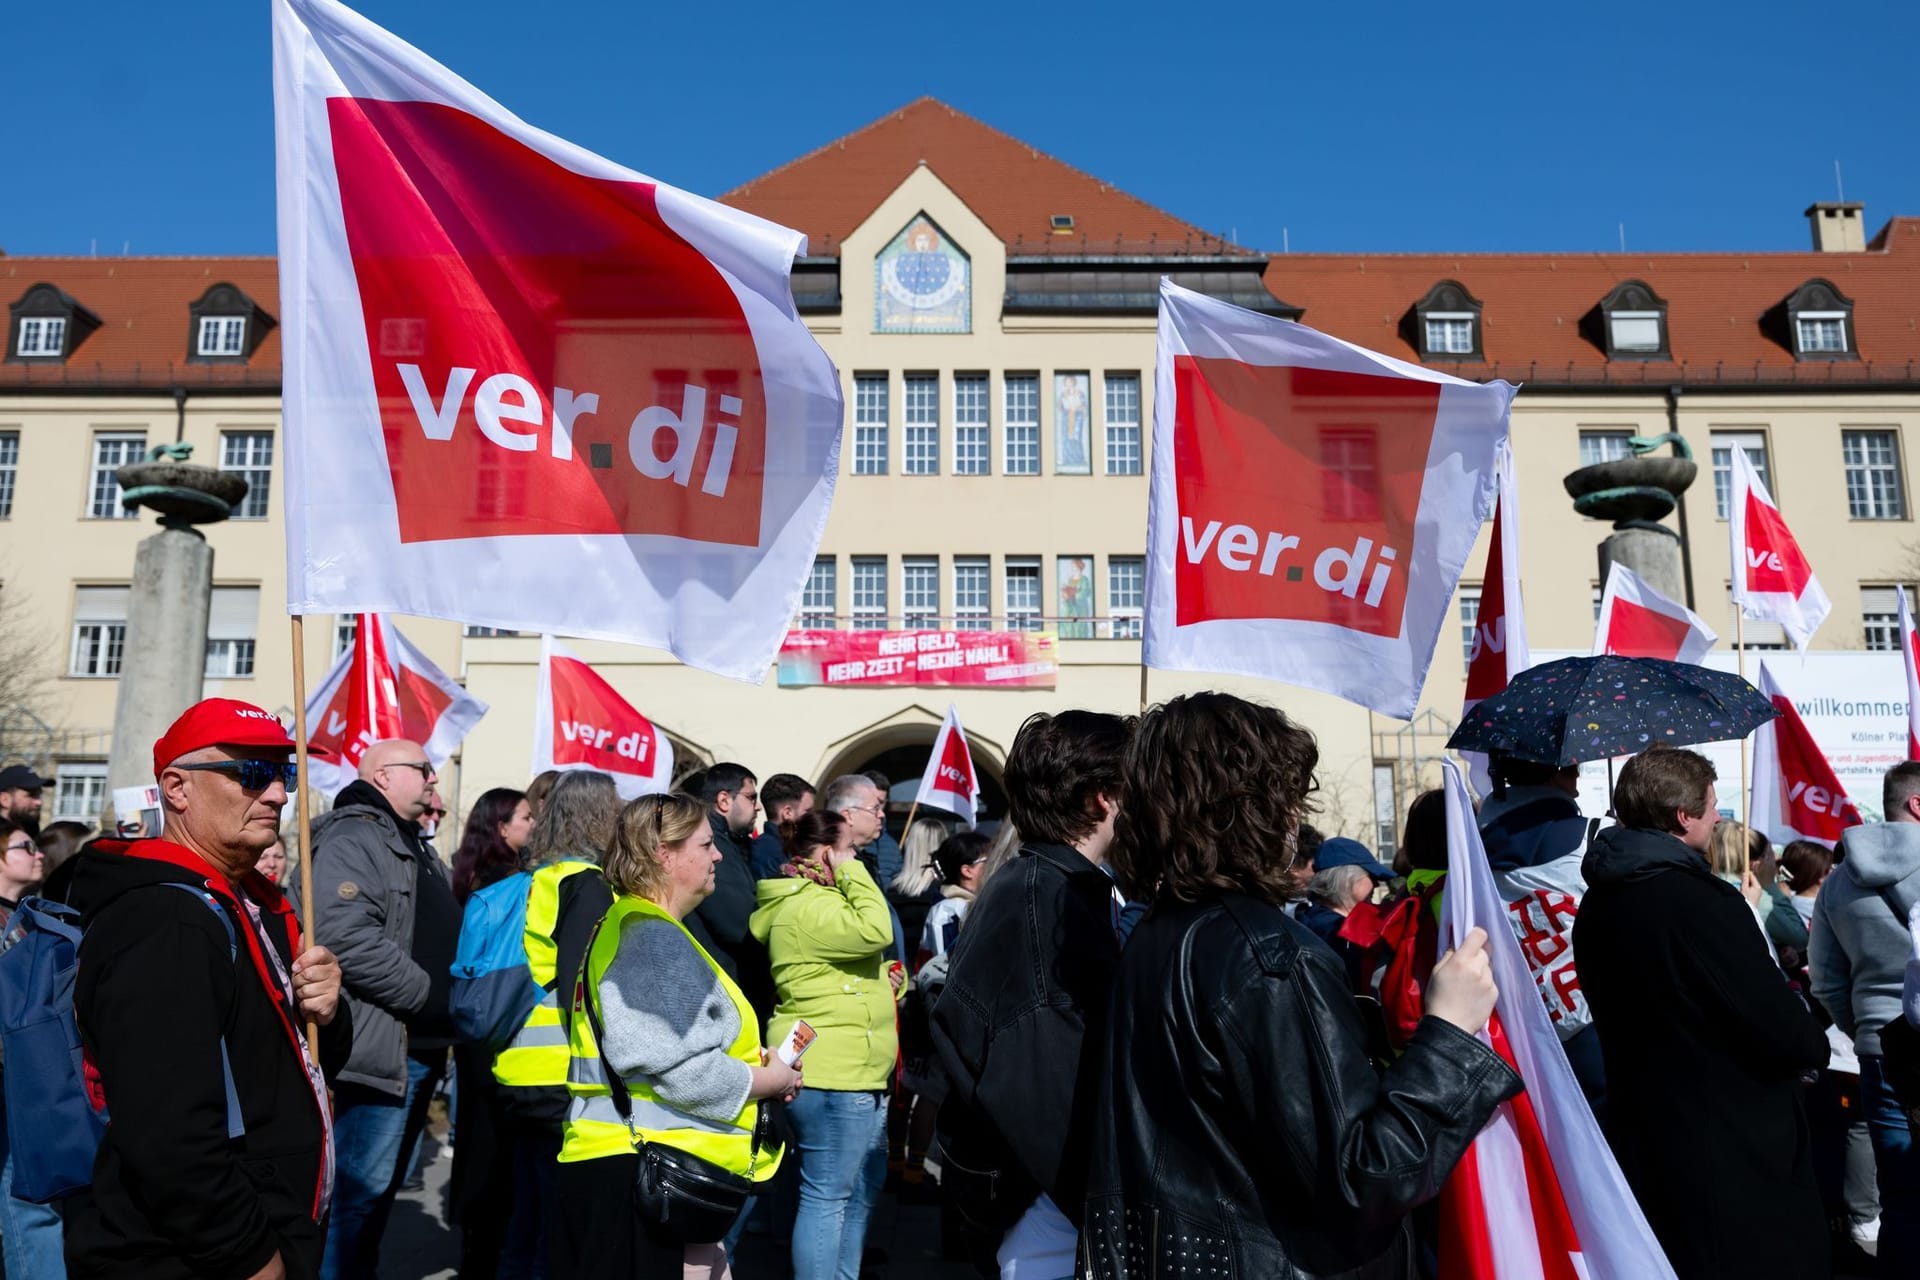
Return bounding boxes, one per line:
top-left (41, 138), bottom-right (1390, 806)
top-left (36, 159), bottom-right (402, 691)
top-left (305, 785), bottom-right (442, 1094)
top-left (1810, 821), bottom-right (1920, 1056)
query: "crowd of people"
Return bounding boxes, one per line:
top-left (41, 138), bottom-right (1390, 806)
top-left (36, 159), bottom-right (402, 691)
top-left (1, 690), bottom-right (1918, 1279)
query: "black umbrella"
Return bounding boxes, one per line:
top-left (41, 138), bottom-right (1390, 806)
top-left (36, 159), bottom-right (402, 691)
top-left (1446, 655), bottom-right (1779, 766)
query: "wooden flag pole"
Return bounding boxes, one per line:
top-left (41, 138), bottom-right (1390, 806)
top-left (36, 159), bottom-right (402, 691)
top-left (289, 614), bottom-right (321, 1066)
top-left (1139, 662), bottom-right (1149, 715)
top-left (1737, 610), bottom-right (1750, 829)
top-left (899, 801), bottom-right (921, 840)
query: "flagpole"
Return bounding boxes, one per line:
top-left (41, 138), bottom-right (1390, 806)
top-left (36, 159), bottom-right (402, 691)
top-left (1138, 661), bottom-right (1149, 714)
top-left (288, 614), bottom-right (321, 1067)
top-left (1737, 610), bottom-right (1751, 829)
top-left (900, 801), bottom-right (920, 840)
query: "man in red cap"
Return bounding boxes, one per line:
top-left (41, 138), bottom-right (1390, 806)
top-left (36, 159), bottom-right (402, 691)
top-left (62, 698), bottom-right (350, 1280)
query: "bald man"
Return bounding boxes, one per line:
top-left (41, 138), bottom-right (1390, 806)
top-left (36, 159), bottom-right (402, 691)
top-left (307, 742), bottom-right (460, 1279)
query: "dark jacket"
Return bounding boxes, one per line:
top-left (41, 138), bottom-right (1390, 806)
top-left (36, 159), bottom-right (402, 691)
top-left (306, 780), bottom-right (452, 1094)
top-left (687, 812), bottom-right (774, 1022)
top-left (928, 842), bottom-right (1119, 1227)
top-left (65, 841), bottom-right (352, 1280)
top-left (1083, 895), bottom-right (1519, 1278)
top-left (887, 879), bottom-right (943, 968)
top-left (1574, 825), bottom-right (1830, 1280)
top-left (1478, 785), bottom-right (1591, 873)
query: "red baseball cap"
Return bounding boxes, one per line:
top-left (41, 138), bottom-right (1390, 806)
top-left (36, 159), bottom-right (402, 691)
top-left (153, 698), bottom-right (296, 777)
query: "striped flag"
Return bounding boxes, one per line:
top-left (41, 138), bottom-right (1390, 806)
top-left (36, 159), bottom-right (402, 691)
top-left (1438, 760), bottom-right (1675, 1279)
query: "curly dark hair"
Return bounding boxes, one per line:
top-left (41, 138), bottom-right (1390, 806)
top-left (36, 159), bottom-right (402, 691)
top-left (1005, 710), bottom-right (1135, 847)
top-left (1112, 692), bottom-right (1319, 907)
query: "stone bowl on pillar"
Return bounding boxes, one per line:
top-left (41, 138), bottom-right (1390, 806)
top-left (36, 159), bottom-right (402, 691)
top-left (1563, 442), bottom-right (1697, 605)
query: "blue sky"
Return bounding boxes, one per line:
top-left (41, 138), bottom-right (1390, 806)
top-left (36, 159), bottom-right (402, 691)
top-left (7, 0), bottom-right (1918, 258)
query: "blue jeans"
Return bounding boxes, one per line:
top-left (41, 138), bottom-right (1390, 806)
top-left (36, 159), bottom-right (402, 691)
top-left (788, 1088), bottom-right (888, 1280)
top-left (0, 1112), bottom-right (66, 1280)
top-left (322, 1054), bottom-right (442, 1280)
top-left (1863, 1054), bottom-right (1920, 1270)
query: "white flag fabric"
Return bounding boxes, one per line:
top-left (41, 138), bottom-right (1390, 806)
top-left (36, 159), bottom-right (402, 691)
top-left (1728, 447), bottom-right (1829, 651)
top-left (1460, 443), bottom-right (1529, 795)
top-left (532, 637), bottom-right (675, 800)
top-left (304, 615), bottom-right (488, 797)
top-left (1145, 281), bottom-right (1515, 717)
top-left (1437, 759), bottom-right (1676, 1280)
top-left (1592, 562), bottom-right (1717, 664)
top-left (912, 705), bottom-right (981, 828)
top-left (272, 0), bottom-right (843, 682)
top-left (1900, 589), bottom-right (1920, 762)
top-left (1749, 661), bottom-right (1863, 844)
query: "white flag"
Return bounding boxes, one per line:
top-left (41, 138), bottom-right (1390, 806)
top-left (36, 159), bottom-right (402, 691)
top-left (304, 615), bottom-right (487, 797)
top-left (913, 705), bottom-right (981, 828)
top-left (272, 0), bottom-right (843, 682)
top-left (1145, 281), bottom-right (1515, 717)
top-left (1592, 562), bottom-right (1717, 664)
top-left (532, 637), bottom-right (675, 801)
top-left (1460, 443), bottom-right (1528, 795)
top-left (1899, 589), bottom-right (1920, 763)
top-left (1728, 447), bottom-right (1829, 651)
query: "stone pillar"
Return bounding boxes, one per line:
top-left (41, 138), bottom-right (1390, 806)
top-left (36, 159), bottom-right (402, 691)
top-left (1565, 439), bottom-right (1698, 608)
top-left (1600, 524), bottom-right (1687, 603)
top-left (106, 526), bottom-right (214, 798)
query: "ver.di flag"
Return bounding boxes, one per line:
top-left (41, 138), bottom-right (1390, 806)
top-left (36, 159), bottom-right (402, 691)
top-left (272, 0), bottom-right (843, 682)
top-left (1460, 443), bottom-right (1528, 795)
top-left (1592, 562), bottom-right (1717, 663)
top-left (913, 705), bottom-right (981, 828)
top-left (1437, 760), bottom-right (1676, 1280)
top-left (1729, 447), bottom-right (1830, 652)
top-left (1145, 281), bottom-right (1516, 717)
top-left (1900, 589), bottom-right (1920, 761)
top-left (533, 636), bottom-right (675, 800)
top-left (305, 614), bottom-right (489, 796)
top-left (1750, 661), bottom-right (1863, 844)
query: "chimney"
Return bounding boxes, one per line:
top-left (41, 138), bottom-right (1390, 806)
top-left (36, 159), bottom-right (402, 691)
top-left (1805, 201), bottom-right (1866, 252)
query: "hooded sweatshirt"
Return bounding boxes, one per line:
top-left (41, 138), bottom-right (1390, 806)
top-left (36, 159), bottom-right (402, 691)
top-left (1810, 821), bottom-right (1920, 1055)
top-left (1479, 785), bottom-right (1593, 874)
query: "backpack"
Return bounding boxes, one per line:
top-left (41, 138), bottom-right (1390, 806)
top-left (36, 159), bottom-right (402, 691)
top-left (0, 885), bottom-right (245, 1204)
top-left (449, 870), bottom-right (540, 1053)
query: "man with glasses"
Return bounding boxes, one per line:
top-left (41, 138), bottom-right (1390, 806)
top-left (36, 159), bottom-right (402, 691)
top-left (310, 739), bottom-right (459, 1279)
top-left (63, 698), bottom-right (346, 1280)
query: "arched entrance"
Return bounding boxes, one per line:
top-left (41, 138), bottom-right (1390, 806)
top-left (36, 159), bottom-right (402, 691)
top-left (817, 712), bottom-right (1007, 832)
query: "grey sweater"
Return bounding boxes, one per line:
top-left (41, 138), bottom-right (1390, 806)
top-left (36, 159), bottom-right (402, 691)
top-left (598, 914), bottom-right (754, 1124)
top-left (1810, 822), bottom-right (1920, 1055)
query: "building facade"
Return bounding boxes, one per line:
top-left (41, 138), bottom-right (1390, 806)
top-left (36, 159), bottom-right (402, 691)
top-left (5, 98), bottom-right (1919, 850)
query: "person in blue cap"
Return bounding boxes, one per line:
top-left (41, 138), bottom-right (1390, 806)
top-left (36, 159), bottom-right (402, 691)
top-left (1300, 837), bottom-right (1396, 986)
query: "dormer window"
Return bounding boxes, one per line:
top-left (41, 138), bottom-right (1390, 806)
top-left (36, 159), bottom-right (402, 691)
top-left (1409, 281), bottom-right (1484, 361)
top-left (7, 283), bottom-right (100, 364)
top-left (187, 283), bottom-right (276, 363)
top-left (1781, 278), bottom-right (1856, 360)
top-left (1594, 280), bottom-right (1670, 360)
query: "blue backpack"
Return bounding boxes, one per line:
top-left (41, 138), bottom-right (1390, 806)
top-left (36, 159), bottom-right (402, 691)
top-left (450, 870), bottom-right (540, 1053)
top-left (0, 885), bottom-right (245, 1204)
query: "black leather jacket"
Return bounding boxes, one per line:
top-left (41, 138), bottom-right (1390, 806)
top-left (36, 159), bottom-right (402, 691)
top-left (1081, 895), bottom-right (1521, 1279)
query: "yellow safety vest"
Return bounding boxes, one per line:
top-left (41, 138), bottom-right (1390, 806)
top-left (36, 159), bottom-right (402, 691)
top-left (492, 860), bottom-right (599, 1089)
top-left (558, 894), bottom-right (780, 1182)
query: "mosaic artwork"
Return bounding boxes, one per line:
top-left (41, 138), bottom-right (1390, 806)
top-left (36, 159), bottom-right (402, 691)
top-left (875, 215), bottom-right (970, 333)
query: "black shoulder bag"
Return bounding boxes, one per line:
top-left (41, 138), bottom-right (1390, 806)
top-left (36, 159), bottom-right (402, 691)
top-left (579, 928), bottom-right (774, 1245)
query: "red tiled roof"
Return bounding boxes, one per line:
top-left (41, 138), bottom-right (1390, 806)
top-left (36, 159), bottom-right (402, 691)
top-left (720, 97), bottom-right (1244, 259)
top-left (0, 257), bottom-right (281, 391)
top-left (1264, 217), bottom-right (1920, 385)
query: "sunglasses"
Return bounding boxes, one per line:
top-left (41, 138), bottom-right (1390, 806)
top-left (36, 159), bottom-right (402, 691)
top-left (175, 760), bottom-right (300, 791)
top-left (383, 760), bottom-right (436, 780)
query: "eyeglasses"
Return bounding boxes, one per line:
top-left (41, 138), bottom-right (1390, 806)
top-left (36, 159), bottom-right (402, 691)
top-left (382, 760), bottom-right (436, 780)
top-left (3, 841), bottom-right (36, 857)
top-left (175, 760), bottom-right (300, 791)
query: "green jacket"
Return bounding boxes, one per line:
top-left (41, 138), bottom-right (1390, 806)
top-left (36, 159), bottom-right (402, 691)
top-left (749, 861), bottom-right (901, 1091)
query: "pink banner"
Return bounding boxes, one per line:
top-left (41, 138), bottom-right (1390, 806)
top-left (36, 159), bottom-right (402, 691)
top-left (778, 630), bottom-right (1058, 688)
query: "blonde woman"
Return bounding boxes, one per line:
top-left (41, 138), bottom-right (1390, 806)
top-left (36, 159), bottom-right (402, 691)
top-left (887, 817), bottom-right (949, 964)
top-left (555, 794), bottom-right (801, 1278)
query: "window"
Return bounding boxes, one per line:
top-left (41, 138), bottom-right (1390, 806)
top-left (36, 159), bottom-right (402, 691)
top-left (89, 433), bottom-right (146, 519)
top-left (1458, 586), bottom-right (1481, 665)
top-left (197, 316), bottom-right (247, 358)
top-left (1608, 312), bottom-right (1663, 353)
top-left (1734, 620), bottom-right (1788, 651)
top-left (1710, 431), bottom-right (1770, 519)
top-left (463, 626), bottom-right (520, 637)
top-left (70, 587), bottom-right (129, 677)
top-left (1596, 281), bottom-right (1669, 359)
top-left (1593, 584), bottom-right (1604, 623)
top-left (954, 557), bottom-right (991, 630)
top-left (1104, 374), bottom-right (1143, 475)
top-left (904, 374), bottom-right (939, 475)
top-left (334, 615), bottom-right (357, 659)
top-left (1844, 430), bottom-right (1906, 520)
top-left (0, 431), bottom-right (16, 518)
top-left (15, 316), bottom-right (66, 358)
top-left (1005, 557), bottom-right (1042, 631)
top-left (1425, 315), bottom-right (1475, 355)
top-left (1862, 586), bottom-right (1914, 652)
top-left (1322, 428), bottom-right (1381, 521)
top-left (220, 431), bottom-right (274, 520)
top-left (1796, 313), bottom-right (1848, 355)
top-left (52, 763), bottom-right (108, 824)
top-left (852, 375), bottom-right (889, 475)
top-left (1579, 430), bottom-right (1634, 467)
top-left (953, 375), bottom-right (989, 475)
top-left (1004, 375), bottom-right (1040, 476)
top-left (851, 557), bottom-right (888, 630)
top-left (1108, 556), bottom-right (1145, 639)
top-left (800, 557), bottom-right (836, 628)
top-left (903, 556), bottom-right (940, 628)
top-left (205, 587), bottom-right (260, 679)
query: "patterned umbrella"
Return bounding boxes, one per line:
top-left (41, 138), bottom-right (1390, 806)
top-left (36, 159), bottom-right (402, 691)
top-left (1445, 655), bottom-right (1779, 766)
